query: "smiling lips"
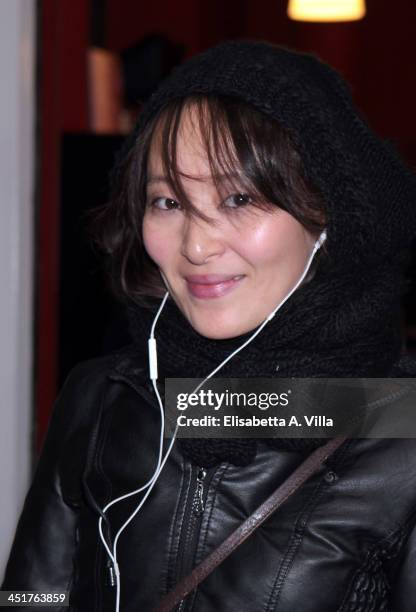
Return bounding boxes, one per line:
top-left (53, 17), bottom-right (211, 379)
top-left (184, 274), bottom-right (245, 299)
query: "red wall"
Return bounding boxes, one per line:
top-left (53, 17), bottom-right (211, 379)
top-left (105, 0), bottom-right (201, 56)
top-left (37, 0), bottom-right (90, 449)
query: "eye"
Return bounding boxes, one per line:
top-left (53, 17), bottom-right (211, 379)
top-left (223, 193), bottom-right (253, 208)
top-left (149, 197), bottom-right (180, 211)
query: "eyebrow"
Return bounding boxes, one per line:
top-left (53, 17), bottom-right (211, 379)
top-left (146, 175), bottom-right (168, 185)
top-left (146, 173), bottom-right (242, 185)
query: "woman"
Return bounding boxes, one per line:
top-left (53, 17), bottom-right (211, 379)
top-left (3, 40), bottom-right (416, 611)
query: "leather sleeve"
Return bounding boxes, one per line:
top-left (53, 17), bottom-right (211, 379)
top-left (390, 520), bottom-right (416, 611)
top-left (1, 360), bottom-right (106, 599)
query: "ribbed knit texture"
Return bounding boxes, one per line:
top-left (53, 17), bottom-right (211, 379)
top-left (121, 40), bottom-right (416, 467)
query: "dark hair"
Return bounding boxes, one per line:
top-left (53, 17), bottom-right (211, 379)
top-left (87, 94), bottom-right (328, 308)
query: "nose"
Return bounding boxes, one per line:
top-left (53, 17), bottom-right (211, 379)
top-left (180, 215), bottom-right (225, 265)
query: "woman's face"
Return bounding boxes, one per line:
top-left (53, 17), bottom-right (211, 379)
top-left (142, 106), bottom-right (317, 340)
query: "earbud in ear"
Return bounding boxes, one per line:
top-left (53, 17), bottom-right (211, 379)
top-left (315, 230), bottom-right (327, 249)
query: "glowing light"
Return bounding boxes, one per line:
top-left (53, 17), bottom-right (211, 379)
top-left (288, 0), bottom-right (366, 22)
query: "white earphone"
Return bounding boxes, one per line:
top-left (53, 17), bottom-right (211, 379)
top-left (98, 230), bottom-right (327, 611)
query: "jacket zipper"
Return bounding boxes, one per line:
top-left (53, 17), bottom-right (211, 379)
top-left (193, 468), bottom-right (207, 516)
top-left (176, 465), bottom-right (216, 612)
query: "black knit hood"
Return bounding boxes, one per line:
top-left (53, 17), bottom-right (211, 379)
top-left (123, 39), bottom-right (416, 377)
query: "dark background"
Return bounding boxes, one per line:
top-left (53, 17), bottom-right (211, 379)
top-left (36, 0), bottom-right (416, 448)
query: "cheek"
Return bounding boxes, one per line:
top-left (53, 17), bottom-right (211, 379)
top-left (237, 215), bottom-right (309, 267)
top-left (142, 217), bottom-right (172, 268)
top-left (236, 223), bottom-right (283, 265)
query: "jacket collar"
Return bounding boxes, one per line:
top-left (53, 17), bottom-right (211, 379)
top-left (108, 348), bottom-right (148, 385)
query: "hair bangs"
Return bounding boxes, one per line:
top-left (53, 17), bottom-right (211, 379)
top-left (153, 95), bottom-right (275, 225)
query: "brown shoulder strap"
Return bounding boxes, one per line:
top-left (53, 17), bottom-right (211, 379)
top-left (153, 436), bottom-right (348, 612)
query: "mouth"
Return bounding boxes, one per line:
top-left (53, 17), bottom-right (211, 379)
top-left (184, 275), bottom-right (245, 299)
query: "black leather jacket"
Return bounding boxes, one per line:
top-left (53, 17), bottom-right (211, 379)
top-left (3, 352), bottom-right (416, 611)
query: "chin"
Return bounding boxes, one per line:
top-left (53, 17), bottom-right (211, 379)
top-left (198, 328), bottom-right (240, 340)
top-left (190, 317), bottom-right (250, 340)
top-left (179, 301), bottom-right (256, 340)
